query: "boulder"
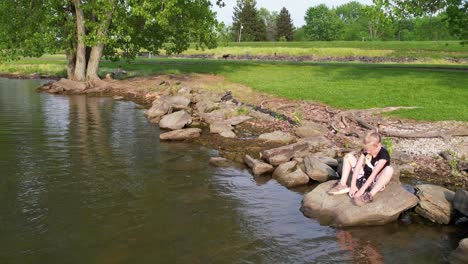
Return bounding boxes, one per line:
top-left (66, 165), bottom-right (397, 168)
top-left (244, 154), bottom-right (274, 176)
top-left (301, 181), bottom-right (419, 227)
top-left (449, 238), bottom-right (468, 264)
top-left (303, 155), bottom-right (337, 182)
top-left (316, 157), bottom-right (339, 168)
top-left (177, 86), bottom-right (191, 96)
top-left (209, 157), bottom-right (231, 167)
top-left (159, 110), bottom-right (192, 130)
top-left (258, 131), bottom-right (296, 144)
top-left (165, 96), bottom-right (191, 110)
top-left (261, 142), bottom-right (311, 166)
top-left (294, 121), bottom-right (328, 138)
top-left (225, 115), bottom-right (252, 126)
top-left (454, 189), bottom-right (468, 216)
top-left (392, 151), bottom-right (413, 164)
top-left (209, 122), bottom-right (233, 134)
top-left (146, 100), bottom-right (171, 122)
top-left (398, 164), bottom-right (416, 175)
top-left (200, 109), bottom-right (230, 124)
top-left (311, 149), bottom-right (337, 158)
top-left (273, 161), bottom-right (310, 188)
top-left (415, 184), bottom-right (455, 224)
top-left (298, 136), bottom-right (333, 151)
top-left (159, 128), bottom-right (201, 141)
top-left (195, 100), bottom-right (219, 113)
top-left (113, 95), bottom-right (124, 100)
top-left (219, 131), bottom-right (237, 138)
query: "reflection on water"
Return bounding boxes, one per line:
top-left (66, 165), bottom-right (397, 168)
top-left (0, 79), bottom-right (466, 263)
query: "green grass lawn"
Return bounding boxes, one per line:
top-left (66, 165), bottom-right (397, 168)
top-left (1, 55), bottom-right (467, 121)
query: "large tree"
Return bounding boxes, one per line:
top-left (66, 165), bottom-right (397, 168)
top-left (304, 4), bottom-right (343, 41)
top-left (0, 0), bottom-right (221, 81)
top-left (276, 7), bottom-right (294, 41)
top-left (258, 8), bottom-right (278, 41)
top-left (379, 0), bottom-right (467, 39)
top-left (232, 0), bottom-right (267, 41)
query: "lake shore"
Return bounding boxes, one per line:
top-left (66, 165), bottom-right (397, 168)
top-left (28, 74), bottom-right (468, 190)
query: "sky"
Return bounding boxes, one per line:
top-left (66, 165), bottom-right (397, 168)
top-left (210, 0), bottom-right (373, 27)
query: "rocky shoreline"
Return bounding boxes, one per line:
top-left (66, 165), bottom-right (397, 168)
top-left (159, 54), bottom-right (468, 65)
top-left (31, 75), bottom-right (468, 260)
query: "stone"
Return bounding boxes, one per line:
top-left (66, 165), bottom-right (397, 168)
top-left (415, 184), bottom-right (455, 224)
top-left (225, 115), bottom-right (252, 126)
top-left (159, 128), bottom-right (201, 141)
top-left (311, 149), bottom-right (337, 158)
top-left (146, 100), bottom-right (171, 122)
top-left (297, 136), bottom-right (334, 151)
top-left (244, 154), bottom-right (274, 176)
top-left (177, 86), bottom-right (191, 95)
top-left (294, 121), bottom-right (328, 138)
top-left (209, 122), bottom-right (233, 134)
top-left (165, 96), bottom-right (191, 110)
top-left (398, 164), bottom-right (416, 175)
top-left (220, 131), bottom-right (237, 138)
top-left (159, 110), bottom-right (192, 130)
top-left (209, 157), bottom-right (231, 167)
top-left (392, 151), bottom-right (414, 164)
top-left (261, 142), bottom-right (311, 166)
top-left (449, 238), bottom-right (468, 264)
top-left (303, 155), bottom-right (337, 182)
top-left (196, 100), bottom-right (219, 113)
top-left (273, 161), bottom-right (310, 188)
top-left (113, 95), bottom-right (124, 100)
top-left (51, 78), bottom-right (87, 92)
top-left (301, 181), bottom-right (419, 227)
top-left (454, 189), bottom-right (468, 216)
top-left (258, 131), bottom-right (296, 144)
top-left (316, 157), bottom-right (339, 168)
top-left (200, 109), bottom-right (230, 124)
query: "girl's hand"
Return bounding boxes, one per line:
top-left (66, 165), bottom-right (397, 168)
top-left (349, 186), bottom-right (358, 198)
top-left (354, 188), bottom-right (365, 198)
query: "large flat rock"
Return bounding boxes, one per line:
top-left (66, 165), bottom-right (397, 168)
top-left (301, 181), bottom-right (418, 227)
top-left (454, 189), bottom-right (468, 216)
top-left (415, 184), bottom-right (455, 224)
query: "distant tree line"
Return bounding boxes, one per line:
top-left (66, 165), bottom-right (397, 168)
top-left (218, 0), bottom-right (467, 42)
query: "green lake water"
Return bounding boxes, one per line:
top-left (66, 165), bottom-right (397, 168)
top-left (0, 78), bottom-right (466, 263)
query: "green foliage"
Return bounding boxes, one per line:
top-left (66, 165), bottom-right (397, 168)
top-left (0, 0), bottom-right (220, 75)
top-left (232, 0), bottom-right (267, 42)
top-left (216, 22), bottom-right (234, 46)
top-left (304, 4), bottom-right (343, 41)
top-left (293, 107), bottom-right (303, 124)
top-left (272, 112), bottom-right (287, 121)
top-left (293, 27), bottom-right (307, 41)
top-left (382, 138), bottom-right (393, 156)
top-left (258, 8), bottom-right (278, 41)
top-left (276, 7), bottom-right (294, 41)
top-left (237, 107), bottom-right (250, 115)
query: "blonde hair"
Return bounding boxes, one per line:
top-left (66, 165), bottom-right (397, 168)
top-left (364, 131), bottom-right (381, 146)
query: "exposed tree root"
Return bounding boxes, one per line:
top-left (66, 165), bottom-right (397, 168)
top-left (328, 106), bottom-right (468, 139)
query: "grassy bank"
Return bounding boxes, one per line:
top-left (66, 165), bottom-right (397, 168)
top-left (183, 41), bottom-right (468, 61)
top-left (1, 55), bottom-right (467, 121)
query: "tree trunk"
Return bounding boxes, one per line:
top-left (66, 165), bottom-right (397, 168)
top-left (74, 0), bottom-right (86, 81)
top-left (86, 45), bottom-right (104, 80)
top-left (86, 7), bottom-right (113, 80)
top-left (65, 50), bottom-right (76, 80)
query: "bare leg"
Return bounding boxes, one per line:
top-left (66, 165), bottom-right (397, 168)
top-left (340, 153), bottom-right (357, 186)
top-left (369, 166), bottom-right (393, 197)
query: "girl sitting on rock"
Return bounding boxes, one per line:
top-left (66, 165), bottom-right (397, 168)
top-left (327, 131), bottom-right (394, 206)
